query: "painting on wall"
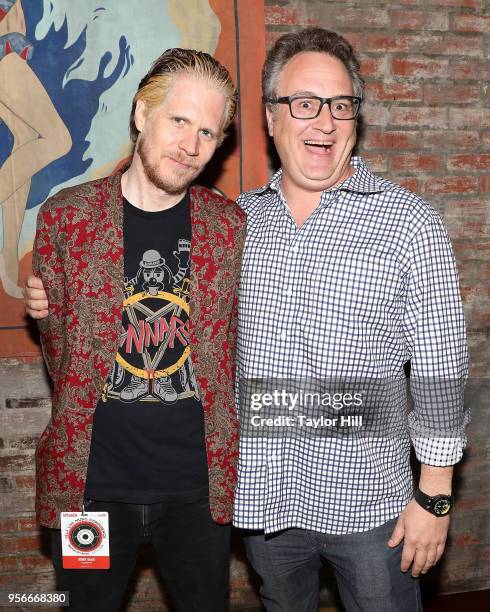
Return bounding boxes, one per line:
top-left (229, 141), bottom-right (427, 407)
top-left (0, 0), bottom-right (267, 357)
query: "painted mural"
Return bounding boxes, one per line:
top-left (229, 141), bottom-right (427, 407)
top-left (0, 0), bottom-right (267, 357)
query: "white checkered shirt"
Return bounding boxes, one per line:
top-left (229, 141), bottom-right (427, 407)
top-left (233, 157), bottom-right (468, 535)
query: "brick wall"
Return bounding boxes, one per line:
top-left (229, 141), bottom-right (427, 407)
top-left (1, 0), bottom-right (488, 607)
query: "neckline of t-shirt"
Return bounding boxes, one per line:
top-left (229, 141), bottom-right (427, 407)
top-left (123, 192), bottom-right (189, 219)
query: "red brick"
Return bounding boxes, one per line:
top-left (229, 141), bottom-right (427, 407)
top-left (365, 33), bottom-right (481, 56)
top-left (360, 153), bottom-right (388, 173)
top-left (448, 154), bottom-right (490, 171)
top-left (0, 573), bottom-right (33, 587)
top-left (0, 535), bottom-right (40, 553)
top-left (426, 34), bottom-right (482, 57)
top-left (363, 130), bottom-right (420, 150)
top-left (265, 6), bottom-right (300, 25)
top-left (360, 56), bottom-right (390, 79)
top-left (479, 176), bottom-right (490, 192)
top-left (18, 555), bottom-right (52, 570)
top-left (368, 82), bottom-right (422, 102)
top-left (424, 83), bottom-right (480, 105)
top-left (483, 131), bottom-right (490, 150)
top-left (424, 176), bottom-right (478, 195)
top-left (315, 7), bottom-right (389, 29)
top-left (391, 10), bottom-right (449, 31)
top-left (18, 517), bottom-right (38, 532)
top-left (393, 57), bottom-right (450, 79)
top-left (390, 106), bottom-right (448, 128)
top-left (445, 217), bottom-right (489, 239)
top-left (447, 197), bottom-right (489, 213)
top-left (14, 474), bottom-right (36, 490)
top-left (0, 518), bottom-right (17, 533)
top-left (361, 104), bottom-right (390, 126)
top-left (449, 108), bottom-right (490, 129)
top-left (340, 32), bottom-right (365, 51)
top-left (391, 154), bottom-right (443, 172)
top-left (424, 130), bottom-right (480, 150)
top-left (0, 454), bottom-right (34, 471)
top-left (365, 33), bottom-right (420, 53)
top-left (453, 13), bottom-right (490, 33)
top-left (451, 58), bottom-right (489, 81)
top-left (0, 556), bottom-right (18, 571)
top-left (396, 177), bottom-right (420, 192)
top-left (430, 0), bottom-right (482, 6)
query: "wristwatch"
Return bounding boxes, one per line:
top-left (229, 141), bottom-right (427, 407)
top-left (414, 488), bottom-right (454, 517)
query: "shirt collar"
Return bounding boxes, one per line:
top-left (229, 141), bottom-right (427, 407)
top-left (253, 156), bottom-right (390, 197)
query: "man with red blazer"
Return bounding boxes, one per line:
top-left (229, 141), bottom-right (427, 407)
top-left (28, 48), bottom-right (245, 612)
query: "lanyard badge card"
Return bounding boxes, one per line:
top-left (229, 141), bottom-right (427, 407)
top-left (60, 504), bottom-right (110, 569)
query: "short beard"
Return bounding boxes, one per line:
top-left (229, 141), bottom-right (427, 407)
top-left (137, 136), bottom-right (196, 195)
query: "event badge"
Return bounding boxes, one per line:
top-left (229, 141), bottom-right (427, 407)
top-left (60, 511), bottom-right (110, 569)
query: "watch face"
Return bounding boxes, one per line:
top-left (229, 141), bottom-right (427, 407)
top-left (433, 498), bottom-right (452, 516)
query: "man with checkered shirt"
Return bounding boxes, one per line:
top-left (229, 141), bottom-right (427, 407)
top-left (232, 28), bottom-right (468, 612)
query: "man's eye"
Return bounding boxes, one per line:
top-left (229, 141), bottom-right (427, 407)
top-left (334, 103), bottom-right (347, 111)
top-left (173, 117), bottom-right (185, 124)
top-left (299, 100), bottom-right (313, 109)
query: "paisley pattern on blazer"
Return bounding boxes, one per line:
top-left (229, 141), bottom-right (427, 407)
top-left (33, 170), bottom-right (245, 528)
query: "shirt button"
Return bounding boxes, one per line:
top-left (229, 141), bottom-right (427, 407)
top-left (280, 331), bottom-right (287, 341)
top-left (285, 288), bottom-right (293, 297)
top-left (269, 455), bottom-right (277, 461)
top-left (292, 245), bottom-right (299, 253)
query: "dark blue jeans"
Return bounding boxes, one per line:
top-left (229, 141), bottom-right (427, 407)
top-left (243, 518), bottom-right (422, 612)
top-left (50, 497), bottom-right (230, 611)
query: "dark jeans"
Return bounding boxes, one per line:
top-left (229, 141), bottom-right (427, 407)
top-left (50, 497), bottom-right (230, 612)
top-left (243, 518), bottom-right (422, 612)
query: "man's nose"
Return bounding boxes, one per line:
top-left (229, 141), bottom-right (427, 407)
top-left (179, 131), bottom-right (200, 156)
top-left (312, 103), bottom-right (336, 132)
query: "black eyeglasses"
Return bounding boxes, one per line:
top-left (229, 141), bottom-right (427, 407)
top-left (266, 95), bottom-right (362, 120)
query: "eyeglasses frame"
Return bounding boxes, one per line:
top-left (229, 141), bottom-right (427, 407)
top-left (265, 94), bottom-right (362, 120)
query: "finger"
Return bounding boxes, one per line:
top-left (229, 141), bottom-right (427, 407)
top-left (421, 547), bottom-right (437, 574)
top-left (400, 541), bottom-right (416, 573)
top-left (411, 548), bottom-right (428, 577)
top-left (25, 288), bottom-right (48, 302)
top-left (25, 275), bottom-right (43, 289)
top-left (26, 308), bottom-right (49, 320)
top-left (26, 298), bottom-right (49, 311)
top-left (388, 519), bottom-right (405, 548)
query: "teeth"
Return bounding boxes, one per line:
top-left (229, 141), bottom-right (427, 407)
top-left (304, 140), bottom-right (332, 146)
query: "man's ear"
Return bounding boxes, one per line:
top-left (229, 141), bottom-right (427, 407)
top-left (134, 99), bottom-right (148, 134)
top-left (265, 104), bottom-right (274, 138)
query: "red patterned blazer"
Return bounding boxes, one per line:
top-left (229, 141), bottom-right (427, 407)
top-left (33, 169), bottom-right (246, 528)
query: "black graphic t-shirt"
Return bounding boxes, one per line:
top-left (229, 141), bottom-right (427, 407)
top-left (85, 194), bottom-right (208, 503)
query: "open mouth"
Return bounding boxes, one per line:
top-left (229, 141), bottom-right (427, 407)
top-left (304, 140), bottom-right (334, 152)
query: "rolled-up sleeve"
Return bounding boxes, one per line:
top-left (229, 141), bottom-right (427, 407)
top-left (403, 217), bottom-right (469, 466)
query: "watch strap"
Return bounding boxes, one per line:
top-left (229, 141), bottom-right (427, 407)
top-left (414, 488), bottom-right (454, 516)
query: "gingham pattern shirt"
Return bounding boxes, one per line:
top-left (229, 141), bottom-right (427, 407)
top-left (233, 157), bottom-right (468, 535)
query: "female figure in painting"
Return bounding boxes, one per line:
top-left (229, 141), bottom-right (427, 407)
top-left (0, 0), bottom-right (71, 297)
top-left (168, 0), bottom-right (221, 52)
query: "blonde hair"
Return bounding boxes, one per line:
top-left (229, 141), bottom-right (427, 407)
top-left (129, 48), bottom-right (237, 144)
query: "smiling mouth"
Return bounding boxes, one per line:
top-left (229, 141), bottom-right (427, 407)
top-left (169, 157), bottom-right (196, 170)
top-left (304, 140), bottom-right (334, 151)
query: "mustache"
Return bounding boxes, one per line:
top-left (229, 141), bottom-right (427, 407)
top-left (167, 152), bottom-right (200, 170)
